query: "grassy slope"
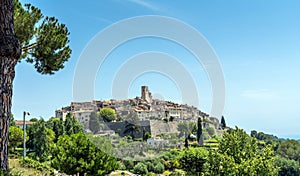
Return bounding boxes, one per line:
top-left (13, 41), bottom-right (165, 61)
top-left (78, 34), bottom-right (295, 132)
top-left (9, 158), bottom-right (49, 176)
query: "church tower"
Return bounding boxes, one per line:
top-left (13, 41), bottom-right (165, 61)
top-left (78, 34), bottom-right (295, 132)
top-left (141, 86), bottom-right (152, 103)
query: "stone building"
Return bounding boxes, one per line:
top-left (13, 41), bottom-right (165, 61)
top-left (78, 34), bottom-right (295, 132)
top-left (141, 86), bottom-right (152, 103)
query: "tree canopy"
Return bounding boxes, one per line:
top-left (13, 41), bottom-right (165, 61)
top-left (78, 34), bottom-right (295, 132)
top-left (46, 117), bottom-right (65, 142)
top-left (32, 119), bottom-right (53, 162)
top-left (65, 113), bottom-right (83, 135)
top-left (177, 121), bottom-right (195, 137)
top-left (8, 126), bottom-right (24, 152)
top-left (14, 0), bottom-right (71, 74)
top-left (277, 139), bottom-right (300, 163)
top-left (52, 133), bottom-right (118, 176)
top-left (98, 108), bottom-right (116, 122)
top-left (204, 127), bottom-right (279, 175)
top-left (179, 147), bottom-right (208, 175)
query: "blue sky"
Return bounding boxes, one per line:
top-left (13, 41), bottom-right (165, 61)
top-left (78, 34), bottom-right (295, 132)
top-left (13, 0), bottom-right (300, 138)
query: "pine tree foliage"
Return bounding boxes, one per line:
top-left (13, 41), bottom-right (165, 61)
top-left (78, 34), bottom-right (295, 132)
top-left (14, 0), bottom-right (71, 74)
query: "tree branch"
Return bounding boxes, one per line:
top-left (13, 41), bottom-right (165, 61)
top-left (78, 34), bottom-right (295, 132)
top-left (22, 42), bottom-right (39, 51)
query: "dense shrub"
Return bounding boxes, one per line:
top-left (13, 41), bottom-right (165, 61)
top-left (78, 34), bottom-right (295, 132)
top-left (145, 161), bottom-right (155, 172)
top-left (122, 159), bottom-right (135, 170)
top-left (144, 172), bottom-right (156, 176)
top-left (275, 157), bottom-right (300, 176)
top-left (154, 162), bottom-right (165, 174)
top-left (134, 162), bottom-right (148, 175)
top-left (206, 127), bottom-right (215, 136)
top-left (170, 169), bottom-right (186, 176)
top-left (179, 147), bottom-right (208, 175)
top-left (19, 157), bottom-right (54, 174)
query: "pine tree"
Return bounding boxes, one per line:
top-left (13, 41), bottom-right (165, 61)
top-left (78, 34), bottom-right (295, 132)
top-left (0, 0), bottom-right (71, 170)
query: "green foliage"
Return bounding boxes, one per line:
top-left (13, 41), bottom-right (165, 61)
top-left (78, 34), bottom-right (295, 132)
top-left (133, 163), bottom-right (148, 175)
top-left (250, 130), bottom-right (257, 138)
top-left (143, 132), bottom-right (151, 141)
top-left (64, 113), bottom-right (83, 135)
top-left (206, 126), bottom-right (215, 137)
top-left (179, 147), bottom-right (208, 175)
top-left (86, 134), bottom-right (113, 155)
top-left (170, 169), bottom-right (186, 176)
top-left (14, 0), bottom-right (42, 49)
top-left (124, 121), bottom-right (141, 139)
top-left (14, 0), bottom-right (72, 74)
top-left (251, 130), bottom-right (279, 145)
top-left (184, 137), bottom-right (188, 148)
top-left (46, 117), bottom-right (65, 142)
top-left (9, 114), bottom-right (16, 127)
top-left (177, 122), bottom-right (196, 137)
top-left (9, 126), bottom-right (24, 152)
top-left (64, 113), bottom-right (74, 135)
top-left (197, 117), bottom-right (203, 145)
top-left (25, 119), bottom-right (55, 161)
top-left (202, 131), bottom-right (210, 140)
top-left (277, 139), bottom-right (300, 163)
top-left (0, 170), bottom-right (24, 176)
top-left (99, 108), bottom-right (116, 122)
top-left (45, 128), bottom-right (55, 143)
top-left (219, 127), bottom-right (257, 163)
top-left (153, 162), bottom-right (165, 174)
top-left (89, 112), bottom-right (101, 134)
top-left (205, 150), bottom-right (237, 175)
top-left (203, 139), bottom-right (219, 148)
top-left (275, 157), bottom-right (300, 176)
top-left (19, 158), bottom-right (54, 174)
top-left (33, 119), bottom-right (52, 162)
top-left (29, 118), bottom-right (38, 122)
top-left (145, 161), bottom-right (155, 172)
top-left (144, 172), bottom-right (156, 176)
top-left (26, 124), bottom-right (35, 150)
top-left (220, 116), bottom-right (226, 129)
top-left (51, 133), bottom-right (118, 175)
top-left (160, 149), bottom-right (181, 171)
top-left (72, 115), bottom-right (84, 134)
top-left (204, 127), bottom-right (279, 175)
top-left (122, 159), bottom-right (135, 170)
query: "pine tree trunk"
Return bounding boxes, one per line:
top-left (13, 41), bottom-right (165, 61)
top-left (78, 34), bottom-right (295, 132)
top-left (0, 0), bottom-right (21, 171)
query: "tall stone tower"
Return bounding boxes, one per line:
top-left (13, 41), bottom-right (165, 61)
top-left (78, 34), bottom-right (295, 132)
top-left (141, 86), bottom-right (152, 103)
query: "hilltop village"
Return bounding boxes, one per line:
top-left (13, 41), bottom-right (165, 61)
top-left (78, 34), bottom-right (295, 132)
top-left (55, 86), bottom-right (222, 139)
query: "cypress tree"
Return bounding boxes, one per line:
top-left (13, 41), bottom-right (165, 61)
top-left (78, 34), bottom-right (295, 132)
top-left (197, 117), bottom-right (203, 145)
top-left (221, 116), bottom-right (226, 129)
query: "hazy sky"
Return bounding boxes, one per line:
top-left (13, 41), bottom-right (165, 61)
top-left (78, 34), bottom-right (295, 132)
top-left (13, 0), bottom-right (300, 138)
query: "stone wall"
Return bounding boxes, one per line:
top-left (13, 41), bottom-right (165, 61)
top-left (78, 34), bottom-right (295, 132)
top-left (105, 120), bottom-right (151, 139)
top-left (150, 120), bottom-right (179, 136)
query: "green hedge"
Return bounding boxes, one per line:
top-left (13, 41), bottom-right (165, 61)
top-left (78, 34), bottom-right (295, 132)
top-left (19, 158), bottom-right (54, 175)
